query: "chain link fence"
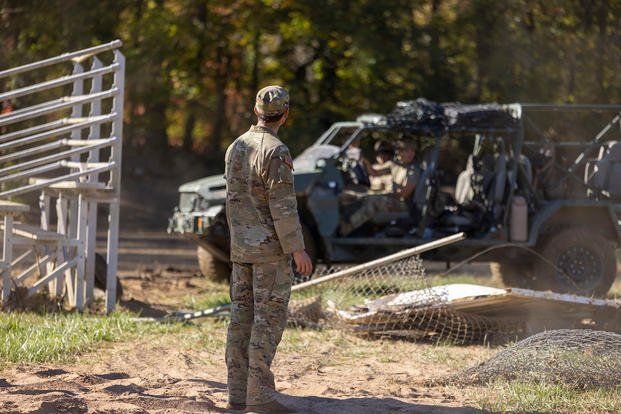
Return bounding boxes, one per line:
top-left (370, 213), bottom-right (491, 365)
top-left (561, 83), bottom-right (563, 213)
top-left (288, 237), bottom-right (526, 343)
top-left (450, 329), bottom-right (621, 388)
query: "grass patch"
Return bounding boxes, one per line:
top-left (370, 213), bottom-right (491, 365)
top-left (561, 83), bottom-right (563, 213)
top-left (0, 311), bottom-right (185, 367)
top-left (177, 319), bottom-right (228, 350)
top-left (184, 280), bottom-right (231, 310)
top-left (280, 327), bottom-right (344, 354)
top-left (475, 382), bottom-right (621, 413)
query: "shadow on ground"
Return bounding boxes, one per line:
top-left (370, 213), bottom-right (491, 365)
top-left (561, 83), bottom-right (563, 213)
top-left (213, 388), bottom-right (487, 414)
top-left (275, 393), bottom-right (486, 414)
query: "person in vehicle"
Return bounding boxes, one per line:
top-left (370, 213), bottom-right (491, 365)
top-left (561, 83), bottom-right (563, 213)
top-left (343, 136), bottom-right (371, 188)
top-left (339, 140), bottom-right (421, 236)
top-left (368, 140), bottom-right (395, 193)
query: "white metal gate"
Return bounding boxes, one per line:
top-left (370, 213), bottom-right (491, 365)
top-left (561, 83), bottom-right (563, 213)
top-left (0, 40), bottom-right (125, 313)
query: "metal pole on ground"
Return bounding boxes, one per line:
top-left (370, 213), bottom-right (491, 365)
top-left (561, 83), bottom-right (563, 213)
top-left (140, 232), bottom-right (467, 322)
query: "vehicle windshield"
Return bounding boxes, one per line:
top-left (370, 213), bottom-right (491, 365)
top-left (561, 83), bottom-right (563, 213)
top-left (293, 123), bottom-right (362, 170)
top-left (293, 144), bottom-right (340, 170)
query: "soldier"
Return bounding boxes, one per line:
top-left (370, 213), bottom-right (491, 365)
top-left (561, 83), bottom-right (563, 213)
top-left (224, 85), bottom-right (312, 414)
top-left (368, 140), bottom-right (395, 193)
top-left (340, 140), bottom-right (420, 236)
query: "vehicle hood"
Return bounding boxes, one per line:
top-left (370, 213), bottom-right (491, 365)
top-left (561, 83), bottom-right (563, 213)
top-left (178, 166), bottom-right (322, 199)
top-left (178, 174), bottom-right (226, 200)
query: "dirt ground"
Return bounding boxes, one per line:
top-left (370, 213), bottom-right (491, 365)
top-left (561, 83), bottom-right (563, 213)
top-left (1, 173), bottom-right (614, 413)
top-left (0, 315), bottom-right (490, 414)
top-left (0, 331), bottom-right (490, 414)
top-left (0, 223), bottom-right (496, 413)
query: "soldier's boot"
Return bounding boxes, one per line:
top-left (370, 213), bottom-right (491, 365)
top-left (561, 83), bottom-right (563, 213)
top-left (245, 399), bottom-right (297, 414)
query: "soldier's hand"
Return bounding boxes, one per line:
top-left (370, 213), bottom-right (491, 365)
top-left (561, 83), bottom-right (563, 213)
top-left (292, 250), bottom-right (313, 276)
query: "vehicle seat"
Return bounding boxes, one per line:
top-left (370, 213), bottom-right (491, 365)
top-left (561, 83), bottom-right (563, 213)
top-left (519, 154), bottom-right (533, 184)
top-left (444, 139), bottom-right (507, 229)
top-left (455, 154), bottom-right (474, 204)
top-left (488, 141), bottom-right (507, 220)
top-left (412, 146), bottom-right (437, 213)
top-left (590, 141), bottom-right (621, 200)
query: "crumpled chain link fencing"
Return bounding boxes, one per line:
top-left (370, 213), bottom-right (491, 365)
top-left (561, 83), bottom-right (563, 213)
top-left (288, 255), bottom-right (621, 389)
top-left (289, 255), bottom-right (525, 343)
top-left (450, 329), bottom-right (621, 389)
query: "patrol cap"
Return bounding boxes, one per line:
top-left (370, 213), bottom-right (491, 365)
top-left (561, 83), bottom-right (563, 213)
top-left (255, 85), bottom-right (289, 116)
top-left (373, 140), bottom-right (394, 154)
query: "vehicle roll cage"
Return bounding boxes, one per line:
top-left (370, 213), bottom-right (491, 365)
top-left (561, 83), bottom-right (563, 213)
top-left (314, 102), bottom-right (621, 203)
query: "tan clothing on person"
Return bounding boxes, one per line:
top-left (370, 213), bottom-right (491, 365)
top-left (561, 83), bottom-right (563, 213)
top-left (369, 159), bottom-right (395, 193)
top-left (390, 161), bottom-right (420, 195)
top-left (341, 160), bottom-right (420, 235)
top-left (225, 118), bottom-right (305, 408)
top-left (225, 125), bottom-right (305, 263)
top-left (226, 258), bottom-right (293, 406)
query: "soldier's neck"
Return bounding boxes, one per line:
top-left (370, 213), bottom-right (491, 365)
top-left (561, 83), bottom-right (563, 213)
top-left (256, 121), bottom-right (280, 135)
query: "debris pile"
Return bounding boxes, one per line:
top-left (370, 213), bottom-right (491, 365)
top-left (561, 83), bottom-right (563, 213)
top-left (327, 284), bottom-right (621, 342)
top-left (288, 234), bottom-right (620, 343)
top-left (451, 329), bottom-right (621, 388)
top-left (287, 295), bottom-right (325, 329)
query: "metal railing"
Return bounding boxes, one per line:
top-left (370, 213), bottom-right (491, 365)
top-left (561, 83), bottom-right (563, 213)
top-left (0, 40), bottom-right (124, 313)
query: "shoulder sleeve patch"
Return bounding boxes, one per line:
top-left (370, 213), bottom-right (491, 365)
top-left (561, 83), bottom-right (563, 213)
top-left (267, 146), bottom-right (295, 185)
top-left (281, 154), bottom-right (294, 171)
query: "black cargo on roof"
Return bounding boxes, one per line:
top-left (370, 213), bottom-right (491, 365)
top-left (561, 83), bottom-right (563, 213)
top-left (380, 98), bottom-right (521, 134)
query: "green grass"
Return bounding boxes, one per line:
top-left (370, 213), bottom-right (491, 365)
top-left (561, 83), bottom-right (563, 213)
top-left (0, 311), bottom-right (184, 367)
top-left (475, 382), bottom-right (621, 413)
top-left (177, 319), bottom-right (228, 350)
top-left (280, 327), bottom-right (346, 354)
top-left (183, 280), bottom-right (231, 310)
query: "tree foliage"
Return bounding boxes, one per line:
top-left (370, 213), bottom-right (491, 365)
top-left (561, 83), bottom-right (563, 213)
top-left (2, 0), bottom-right (621, 159)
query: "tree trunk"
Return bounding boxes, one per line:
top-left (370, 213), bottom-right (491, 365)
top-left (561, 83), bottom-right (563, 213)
top-left (596, 0), bottom-right (608, 100)
top-left (182, 110), bottom-right (196, 152)
top-left (208, 46), bottom-right (231, 155)
top-left (251, 30), bottom-right (260, 96)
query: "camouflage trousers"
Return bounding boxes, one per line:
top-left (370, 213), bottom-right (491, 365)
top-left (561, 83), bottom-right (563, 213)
top-left (226, 257), bottom-right (292, 406)
top-left (341, 194), bottom-right (407, 236)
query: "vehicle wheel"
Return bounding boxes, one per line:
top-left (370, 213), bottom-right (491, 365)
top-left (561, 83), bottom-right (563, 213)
top-left (533, 227), bottom-right (616, 296)
top-left (292, 224), bottom-right (318, 284)
top-left (489, 261), bottom-right (536, 289)
top-left (197, 246), bottom-right (231, 283)
top-left (94, 253), bottom-right (124, 299)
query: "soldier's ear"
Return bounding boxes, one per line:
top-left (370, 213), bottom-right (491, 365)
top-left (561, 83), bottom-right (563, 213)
top-left (281, 109), bottom-right (289, 124)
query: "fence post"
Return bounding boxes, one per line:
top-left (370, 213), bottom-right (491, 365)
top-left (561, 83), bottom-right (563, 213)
top-left (105, 50), bottom-right (125, 314)
top-left (85, 57), bottom-right (103, 306)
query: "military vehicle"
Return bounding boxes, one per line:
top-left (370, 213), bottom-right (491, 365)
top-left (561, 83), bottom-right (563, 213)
top-left (168, 100), bottom-right (621, 296)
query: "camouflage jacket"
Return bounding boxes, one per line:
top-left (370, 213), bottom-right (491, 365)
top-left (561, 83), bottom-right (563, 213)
top-left (224, 125), bottom-right (305, 263)
top-left (391, 161), bottom-right (420, 194)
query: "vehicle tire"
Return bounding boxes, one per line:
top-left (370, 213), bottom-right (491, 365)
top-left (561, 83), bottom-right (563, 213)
top-left (197, 246), bottom-right (231, 283)
top-left (94, 253), bottom-right (124, 299)
top-left (292, 224), bottom-right (318, 284)
top-left (533, 227), bottom-right (616, 296)
top-left (489, 261), bottom-right (536, 289)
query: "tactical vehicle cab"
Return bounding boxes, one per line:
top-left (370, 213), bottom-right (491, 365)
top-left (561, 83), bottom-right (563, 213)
top-left (168, 100), bottom-right (621, 296)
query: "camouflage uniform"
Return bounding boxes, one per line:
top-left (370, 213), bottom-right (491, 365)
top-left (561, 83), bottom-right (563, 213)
top-left (225, 86), bottom-right (305, 408)
top-left (341, 161), bottom-right (420, 235)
